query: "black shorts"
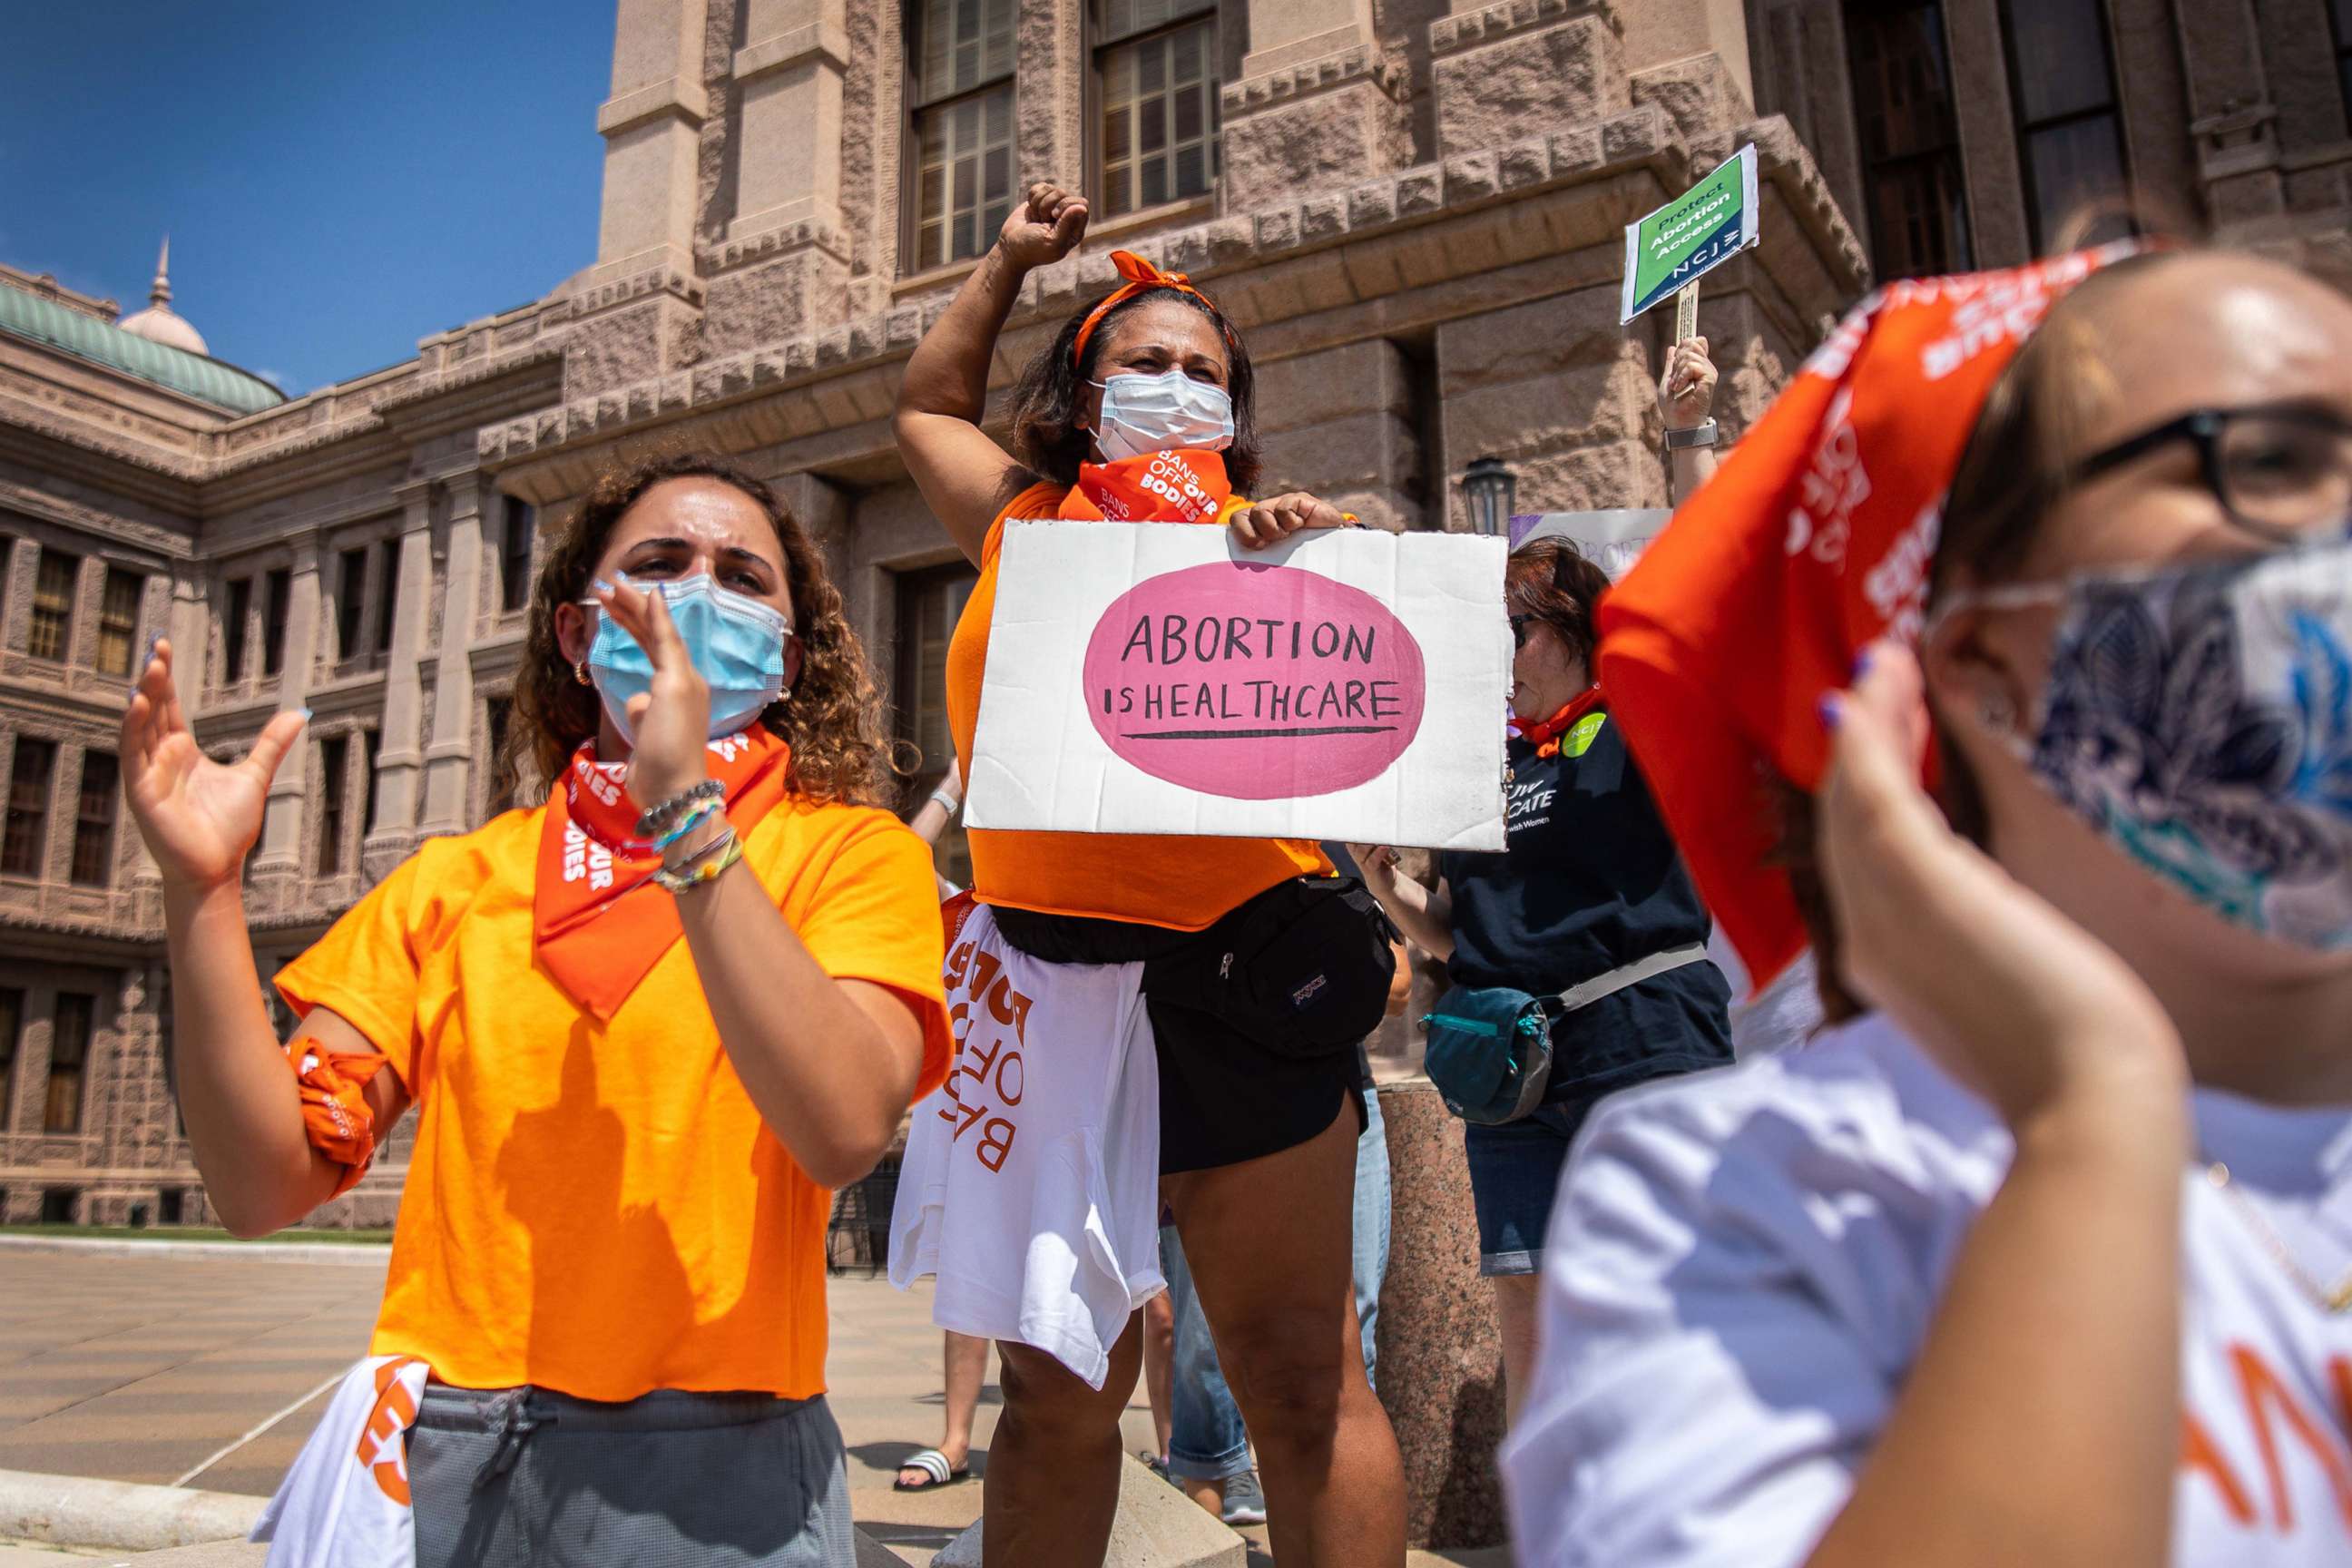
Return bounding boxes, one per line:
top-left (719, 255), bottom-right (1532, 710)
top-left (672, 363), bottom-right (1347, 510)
top-left (993, 880), bottom-right (1386, 1175)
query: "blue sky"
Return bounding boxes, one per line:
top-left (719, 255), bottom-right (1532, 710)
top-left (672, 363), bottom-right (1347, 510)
top-left (0, 3), bottom-right (615, 397)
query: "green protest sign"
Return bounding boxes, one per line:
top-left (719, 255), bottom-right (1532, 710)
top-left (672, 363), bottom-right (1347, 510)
top-left (1619, 144), bottom-right (1759, 324)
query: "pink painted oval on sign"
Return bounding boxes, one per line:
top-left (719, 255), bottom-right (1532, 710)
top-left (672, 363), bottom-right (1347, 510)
top-left (1082, 561), bottom-right (1426, 800)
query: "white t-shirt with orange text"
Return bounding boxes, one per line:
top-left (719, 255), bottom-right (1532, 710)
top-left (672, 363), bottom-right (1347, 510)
top-left (1503, 1013), bottom-right (2352, 1567)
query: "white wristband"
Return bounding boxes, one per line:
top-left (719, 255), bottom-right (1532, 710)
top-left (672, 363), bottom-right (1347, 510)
top-left (929, 789), bottom-right (963, 816)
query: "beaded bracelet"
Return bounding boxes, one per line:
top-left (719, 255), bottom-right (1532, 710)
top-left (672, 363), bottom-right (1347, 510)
top-left (633, 779), bottom-right (723, 838)
top-left (653, 828), bottom-right (742, 894)
top-left (650, 798), bottom-right (725, 851)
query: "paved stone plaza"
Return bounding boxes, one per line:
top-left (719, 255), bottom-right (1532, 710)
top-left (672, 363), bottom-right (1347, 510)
top-left (0, 1240), bottom-right (1504, 1565)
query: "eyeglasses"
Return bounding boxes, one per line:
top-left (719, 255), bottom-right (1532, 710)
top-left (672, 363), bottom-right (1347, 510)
top-left (2075, 402), bottom-right (2352, 542)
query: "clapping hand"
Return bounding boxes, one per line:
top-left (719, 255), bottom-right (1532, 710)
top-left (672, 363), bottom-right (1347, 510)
top-left (121, 640), bottom-right (307, 890)
top-left (589, 578), bottom-right (711, 813)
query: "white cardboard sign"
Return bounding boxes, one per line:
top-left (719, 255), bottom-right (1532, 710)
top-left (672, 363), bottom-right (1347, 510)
top-left (1508, 509), bottom-right (1674, 580)
top-left (965, 521), bottom-right (1510, 851)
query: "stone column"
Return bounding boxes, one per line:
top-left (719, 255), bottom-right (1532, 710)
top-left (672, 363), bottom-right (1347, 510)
top-left (1219, 0), bottom-right (1409, 214)
top-left (1253, 339), bottom-right (1424, 531)
top-left (416, 479), bottom-right (489, 838)
top-left (250, 535), bottom-right (322, 877)
top-left (703, 0), bottom-right (855, 354)
top-left (590, 0), bottom-right (710, 285)
top-left (1436, 281), bottom-right (1666, 527)
top-left (1014, 0), bottom-right (1087, 200)
top-left (0, 534), bottom-right (27, 653)
top-left (1430, 1), bottom-right (1631, 160)
top-left (1375, 1081), bottom-right (1505, 1549)
top-left (366, 485), bottom-right (438, 864)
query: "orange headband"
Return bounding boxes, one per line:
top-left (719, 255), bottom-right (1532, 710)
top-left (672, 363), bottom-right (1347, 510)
top-left (1071, 250), bottom-right (1224, 368)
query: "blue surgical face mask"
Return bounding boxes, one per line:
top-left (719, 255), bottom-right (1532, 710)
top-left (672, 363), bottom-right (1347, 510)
top-left (580, 573), bottom-right (794, 745)
top-left (1948, 524), bottom-right (2352, 951)
top-left (1091, 369), bottom-right (1234, 462)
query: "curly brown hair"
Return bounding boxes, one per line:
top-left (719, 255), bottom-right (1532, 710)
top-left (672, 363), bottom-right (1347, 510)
top-left (1009, 287), bottom-right (1262, 493)
top-left (507, 451), bottom-right (900, 807)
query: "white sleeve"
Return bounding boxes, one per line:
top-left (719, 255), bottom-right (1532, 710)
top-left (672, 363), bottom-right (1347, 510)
top-left (1501, 1081), bottom-right (1925, 1568)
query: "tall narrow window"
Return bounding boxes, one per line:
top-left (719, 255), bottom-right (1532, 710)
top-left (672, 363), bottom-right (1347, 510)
top-left (1999, 0), bottom-right (2129, 250)
top-left (0, 988), bottom-right (22, 1131)
top-left (500, 498), bottom-right (536, 613)
top-left (318, 735), bottom-right (348, 876)
top-left (1097, 1), bottom-right (1220, 219)
top-left (95, 569), bottom-right (143, 678)
top-left (222, 577), bottom-right (253, 682)
top-left (361, 729), bottom-right (382, 845)
top-left (485, 697), bottom-right (516, 818)
top-left (261, 569), bottom-right (292, 677)
top-left (29, 550), bottom-right (78, 662)
top-left (374, 539), bottom-right (401, 653)
top-left (70, 751), bottom-right (118, 887)
top-left (335, 547), bottom-right (368, 660)
top-left (44, 993), bottom-right (92, 1133)
top-left (2, 739), bottom-right (55, 878)
top-left (894, 564), bottom-right (979, 884)
top-left (1845, 2), bottom-right (1974, 279)
top-left (909, 0), bottom-right (1017, 272)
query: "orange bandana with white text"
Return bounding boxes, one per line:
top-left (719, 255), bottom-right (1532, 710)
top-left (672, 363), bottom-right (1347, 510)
top-left (1596, 243), bottom-right (2145, 991)
top-left (534, 727), bottom-right (795, 1018)
top-left (1062, 449), bottom-right (1241, 525)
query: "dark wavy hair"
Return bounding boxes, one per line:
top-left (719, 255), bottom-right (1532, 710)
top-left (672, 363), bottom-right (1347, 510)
top-left (507, 451), bottom-right (899, 807)
top-left (1009, 286), bottom-right (1262, 492)
top-left (1505, 538), bottom-right (1612, 671)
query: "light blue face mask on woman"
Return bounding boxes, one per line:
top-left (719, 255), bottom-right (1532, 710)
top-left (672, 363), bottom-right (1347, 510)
top-left (581, 573), bottom-right (794, 745)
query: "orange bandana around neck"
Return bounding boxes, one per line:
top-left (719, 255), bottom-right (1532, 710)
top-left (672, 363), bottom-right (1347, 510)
top-left (1062, 449), bottom-right (1239, 524)
top-left (1071, 250), bottom-right (1228, 368)
top-left (1511, 685), bottom-right (1605, 757)
top-left (534, 726), bottom-right (795, 1019)
top-left (1595, 243), bottom-right (2145, 991)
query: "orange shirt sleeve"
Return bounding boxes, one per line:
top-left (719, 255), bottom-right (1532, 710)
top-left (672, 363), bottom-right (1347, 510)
top-left (793, 815), bottom-right (956, 1102)
top-left (275, 851), bottom-right (430, 1093)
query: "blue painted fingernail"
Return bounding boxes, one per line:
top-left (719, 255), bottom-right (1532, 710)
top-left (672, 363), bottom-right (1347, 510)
top-left (1817, 693), bottom-right (1841, 730)
top-left (297, 707), bottom-right (314, 722)
top-left (1851, 648), bottom-right (1874, 680)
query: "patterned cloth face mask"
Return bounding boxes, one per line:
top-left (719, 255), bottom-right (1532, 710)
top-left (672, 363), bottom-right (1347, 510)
top-left (1091, 369), bottom-right (1234, 462)
top-left (1953, 525), bottom-right (2352, 950)
top-left (581, 573), bottom-right (794, 745)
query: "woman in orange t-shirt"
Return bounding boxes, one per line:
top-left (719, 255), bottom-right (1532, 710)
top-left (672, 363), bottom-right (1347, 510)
top-left (117, 453), bottom-right (952, 1567)
top-left (895, 181), bottom-right (1407, 1566)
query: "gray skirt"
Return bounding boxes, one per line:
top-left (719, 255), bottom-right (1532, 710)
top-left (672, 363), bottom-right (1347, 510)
top-left (408, 1383), bottom-right (854, 1568)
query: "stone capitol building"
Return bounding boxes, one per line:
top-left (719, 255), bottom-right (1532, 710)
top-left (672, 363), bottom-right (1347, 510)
top-left (1, 0), bottom-right (2345, 1230)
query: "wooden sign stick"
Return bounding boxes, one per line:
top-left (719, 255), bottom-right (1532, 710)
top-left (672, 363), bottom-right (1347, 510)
top-left (1674, 279), bottom-right (1700, 344)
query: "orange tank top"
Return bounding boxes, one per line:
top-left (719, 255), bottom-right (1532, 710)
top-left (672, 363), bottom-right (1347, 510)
top-left (947, 480), bottom-right (1330, 930)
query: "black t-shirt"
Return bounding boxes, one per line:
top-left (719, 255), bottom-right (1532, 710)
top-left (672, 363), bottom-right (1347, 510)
top-left (1438, 708), bottom-right (1730, 1095)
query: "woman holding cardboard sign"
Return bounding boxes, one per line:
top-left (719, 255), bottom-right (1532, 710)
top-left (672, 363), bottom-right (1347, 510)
top-left (895, 181), bottom-right (1406, 1566)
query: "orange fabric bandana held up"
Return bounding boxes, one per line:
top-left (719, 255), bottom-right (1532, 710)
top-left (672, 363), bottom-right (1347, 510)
top-left (1071, 250), bottom-right (1229, 369)
top-left (1062, 449), bottom-right (1240, 525)
top-left (1595, 243), bottom-right (2145, 992)
top-left (534, 726), bottom-right (796, 1018)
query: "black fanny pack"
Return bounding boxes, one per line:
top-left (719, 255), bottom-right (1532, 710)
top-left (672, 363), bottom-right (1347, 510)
top-left (998, 877), bottom-right (1396, 1060)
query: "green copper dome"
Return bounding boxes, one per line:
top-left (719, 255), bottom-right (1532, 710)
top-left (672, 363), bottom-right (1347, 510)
top-left (0, 278), bottom-right (285, 417)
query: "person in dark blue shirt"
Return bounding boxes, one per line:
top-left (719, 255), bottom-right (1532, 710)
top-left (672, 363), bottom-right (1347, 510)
top-left (1348, 536), bottom-right (1730, 1417)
